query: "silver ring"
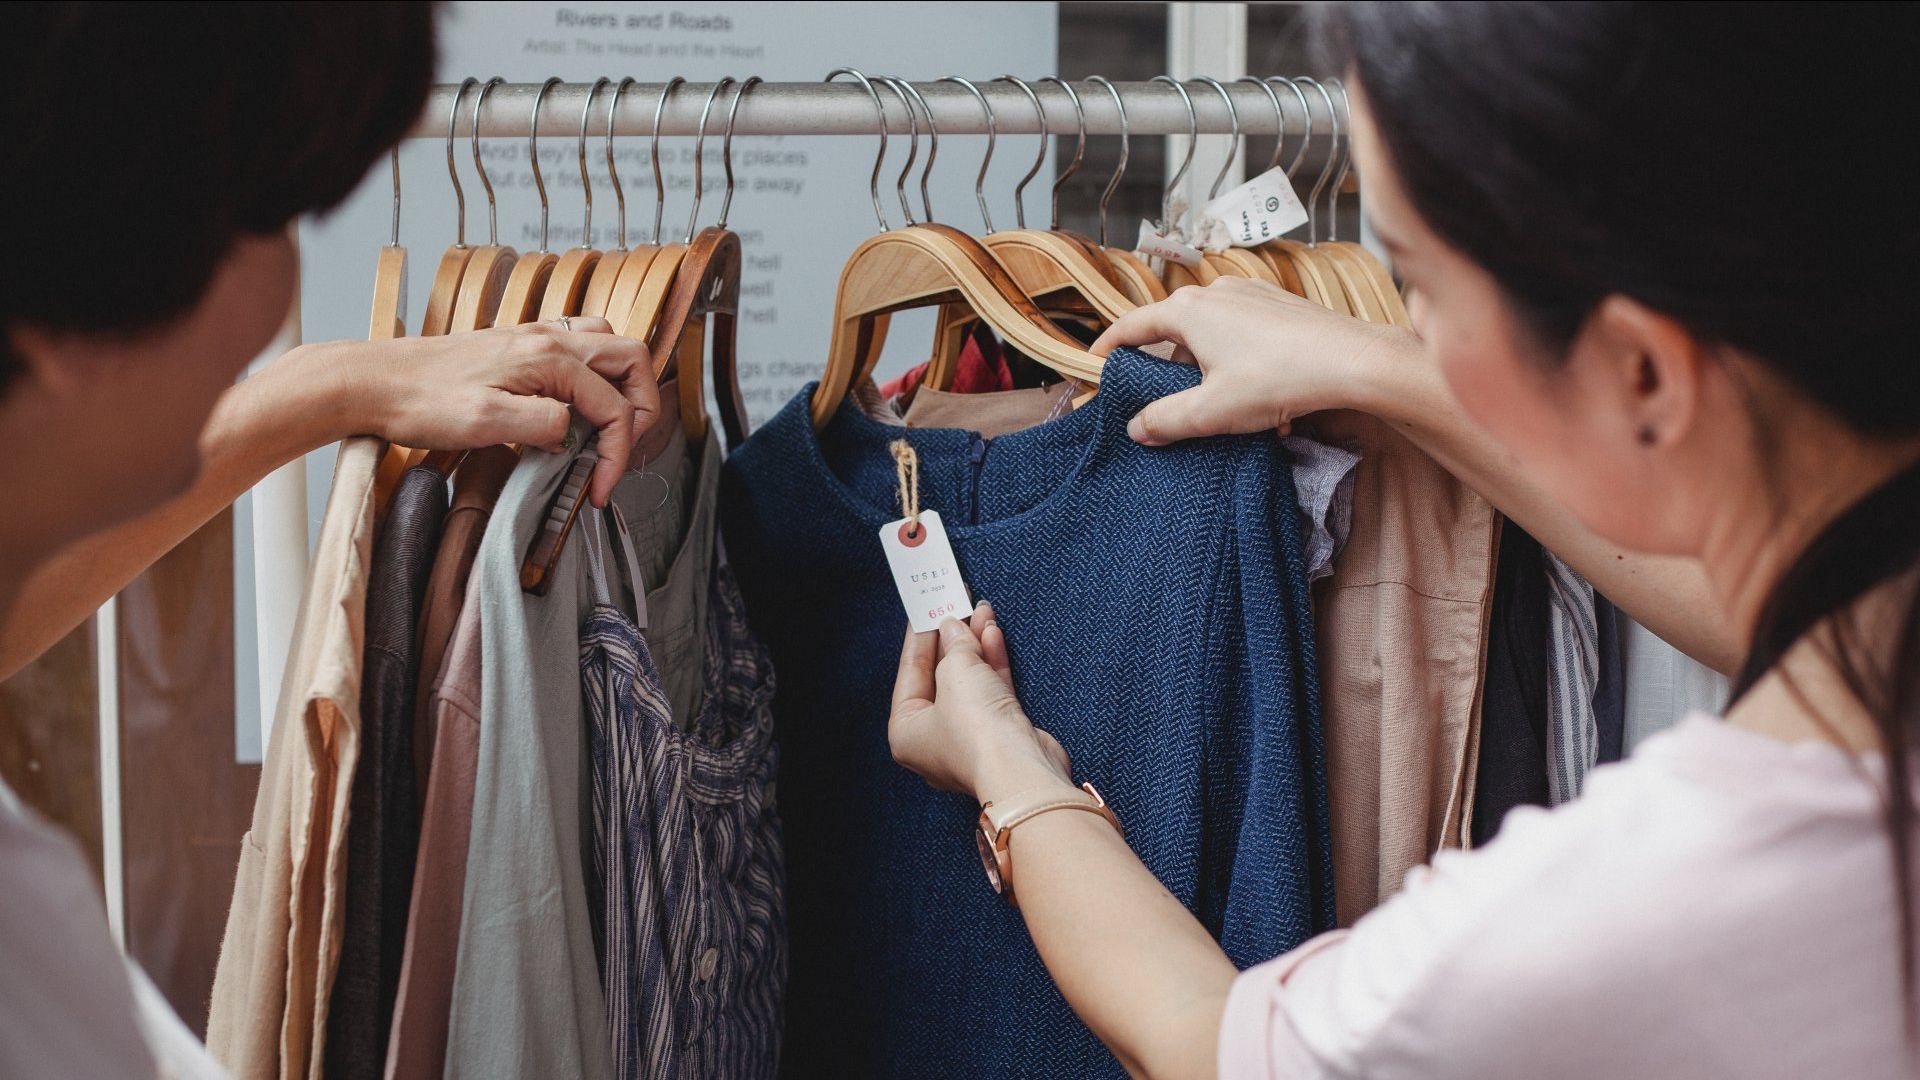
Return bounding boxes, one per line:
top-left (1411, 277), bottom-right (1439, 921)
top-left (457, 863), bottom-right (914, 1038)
top-left (556, 315), bottom-right (573, 332)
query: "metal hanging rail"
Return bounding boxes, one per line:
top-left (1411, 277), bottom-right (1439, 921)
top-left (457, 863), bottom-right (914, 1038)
top-left (404, 78), bottom-right (1334, 139)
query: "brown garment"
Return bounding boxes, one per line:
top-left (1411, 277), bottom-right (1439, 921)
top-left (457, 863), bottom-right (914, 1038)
top-left (1303, 411), bottom-right (1498, 926)
top-left (327, 465), bottom-right (448, 1080)
top-left (902, 383), bottom-right (1075, 437)
top-left (208, 436), bottom-right (383, 1080)
top-left (409, 445), bottom-right (516, 793)
top-left (383, 591), bottom-right (484, 1080)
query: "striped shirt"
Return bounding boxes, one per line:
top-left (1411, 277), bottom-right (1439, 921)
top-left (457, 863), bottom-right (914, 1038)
top-left (581, 519), bottom-right (785, 1080)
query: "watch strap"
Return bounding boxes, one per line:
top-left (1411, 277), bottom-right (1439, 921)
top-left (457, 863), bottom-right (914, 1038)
top-left (981, 783), bottom-right (1096, 833)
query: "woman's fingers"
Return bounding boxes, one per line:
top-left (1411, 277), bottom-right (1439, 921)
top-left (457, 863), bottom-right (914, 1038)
top-left (1126, 385), bottom-right (1228, 446)
top-left (975, 602), bottom-right (1012, 676)
top-left (565, 329), bottom-right (662, 438)
top-left (1090, 299), bottom-right (1193, 357)
top-left (892, 625), bottom-right (938, 710)
top-left (515, 351), bottom-right (636, 506)
top-left (560, 315), bottom-right (615, 335)
top-left (479, 390), bottom-right (573, 454)
top-left (936, 616), bottom-right (985, 667)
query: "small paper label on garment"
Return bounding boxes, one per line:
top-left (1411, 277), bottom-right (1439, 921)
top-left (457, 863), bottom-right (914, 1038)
top-left (1201, 167), bottom-right (1309, 247)
top-left (1135, 220), bottom-right (1205, 267)
top-left (878, 510), bottom-right (973, 633)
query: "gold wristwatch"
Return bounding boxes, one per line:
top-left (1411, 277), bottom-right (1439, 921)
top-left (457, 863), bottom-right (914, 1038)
top-left (975, 782), bottom-right (1123, 904)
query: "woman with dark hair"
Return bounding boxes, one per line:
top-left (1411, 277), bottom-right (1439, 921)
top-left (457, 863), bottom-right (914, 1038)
top-left (0, 7), bottom-right (657, 1075)
top-left (891, 4), bottom-right (1920, 1077)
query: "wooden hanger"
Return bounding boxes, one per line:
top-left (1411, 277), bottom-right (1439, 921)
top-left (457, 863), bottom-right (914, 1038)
top-left (602, 76), bottom-right (684, 333)
top-left (519, 79), bottom-right (761, 597)
top-left (418, 82), bottom-right (526, 482)
top-left (370, 151), bottom-right (408, 340)
top-left (1143, 76), bottom-right (1219, 293)
top-left (893, 76), bottom-right (1132, 393)
top-left (448, 78), bottom-right (519, 333)
top-left (1078, 76), bottom-right (1168, 306)
top-left (516, 231), bottom-right (736, 598)
top-left (914, 77), bottom-right (1128, 387)
top-left (423, 248), bottom-right (474, 334)
top-left (515, 298), bottom-right (716, 596)
top-left (917, 77), bottom-right (1130, 390)
top-left (1004, 77), bottom-right (1137, 314)
top-left (809, 71), bottom-right (1102, 426)
top-left (812, 223), bottom-right (1104, 426)
top-left (420, 78), bottom-right (478, 336)
top-left (1193, 77), bottom-right (1287, 288)
top-left (1294, 77), bottom-right (1366, 317)
top-left (370, 148), bottom-right (413, 507)
top-left (651, 227), bottom-right (743, 448)
top-left (537, 78), bottom-right (612, 320)
top-left (1316, 79), bottom-right (1412, 327)
top-left (1245, 78), bottom-right (1317, 300)
top-left (654, 77), bottom-right (755, 449)
top-left (579, 77), bottom-right (639, 318)
top-left (493, 78), bottom-right (563, 327)
top-left (1079, 76), bottom-right (1168, 304)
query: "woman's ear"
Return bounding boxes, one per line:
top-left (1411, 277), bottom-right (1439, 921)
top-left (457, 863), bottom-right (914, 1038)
top-left (1570, 294), bottom-right (1707, 454)
top-left (2, 326), bottom-right (92, 401)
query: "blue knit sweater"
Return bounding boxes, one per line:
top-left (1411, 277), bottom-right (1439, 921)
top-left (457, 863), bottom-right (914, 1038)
top-left (720, 347), bottom-right (1335, 1079)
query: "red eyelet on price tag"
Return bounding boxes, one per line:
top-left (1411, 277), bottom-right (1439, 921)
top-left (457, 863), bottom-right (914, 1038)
top-left (878, 510), bottom-right (972, 632)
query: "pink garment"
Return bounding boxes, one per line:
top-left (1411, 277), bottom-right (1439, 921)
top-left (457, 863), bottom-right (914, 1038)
top-left (1220, 714), bottom-right (1920, 1080)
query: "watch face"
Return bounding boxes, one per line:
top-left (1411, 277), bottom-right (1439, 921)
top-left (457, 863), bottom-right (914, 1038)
top-left (976, 827), bottom-right (1005, 894)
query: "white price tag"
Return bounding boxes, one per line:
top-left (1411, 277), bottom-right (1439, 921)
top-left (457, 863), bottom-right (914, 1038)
top-left (877, 510), bottom-right (973, 632)
top-left (1135, 220), bottom-right (1206, 267)
top-left (1202, 167), bottom-right (1309, 247)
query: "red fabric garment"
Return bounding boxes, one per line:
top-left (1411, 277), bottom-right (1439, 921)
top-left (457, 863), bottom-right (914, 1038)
top-left (877, 324), bottom-right (1013, 401)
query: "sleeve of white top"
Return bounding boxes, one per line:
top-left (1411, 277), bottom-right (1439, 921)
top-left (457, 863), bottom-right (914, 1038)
top-left (1215, 777), bottom-right (1636, 1080)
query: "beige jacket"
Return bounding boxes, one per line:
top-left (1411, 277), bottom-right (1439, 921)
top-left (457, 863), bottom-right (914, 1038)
top-left (1306, 411), bottom-right (1499, 925)
top-left (207, 437), bottom-right (382, 1080)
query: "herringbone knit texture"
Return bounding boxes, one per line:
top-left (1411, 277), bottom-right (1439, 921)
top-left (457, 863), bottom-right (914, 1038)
top-left (721, 346), bottom-right (1335, 1079)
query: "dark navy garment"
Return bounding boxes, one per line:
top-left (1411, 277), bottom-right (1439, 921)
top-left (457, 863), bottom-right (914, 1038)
top-left (720, 347), bottom-right (1335, 1079)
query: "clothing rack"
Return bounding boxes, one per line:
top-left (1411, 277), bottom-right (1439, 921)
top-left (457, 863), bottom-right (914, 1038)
top-left (405, 78), bottom-right (1335, 139)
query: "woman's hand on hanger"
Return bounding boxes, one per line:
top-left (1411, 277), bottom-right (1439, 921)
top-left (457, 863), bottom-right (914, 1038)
top-left (1091, 277), bottom-right (1742, 675)
top-left (1091, 277), bottom-right (1416, 446)
top-left (304, 316), bottom-right (659, 506)
top-left (0, 318), bottom-right (656, 681)
top-left (889, 602), bottom-right (1075, 803)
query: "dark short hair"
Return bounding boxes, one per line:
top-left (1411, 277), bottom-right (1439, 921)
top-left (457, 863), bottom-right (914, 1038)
top-left (0, 2), bottom-right (438, 387)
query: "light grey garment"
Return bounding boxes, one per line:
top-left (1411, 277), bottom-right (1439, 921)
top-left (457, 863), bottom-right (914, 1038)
top-left (1618, 610), bottom-right (1730, 752)
top-left (1281, 435), bottom-right (1361, 583)
top-left (1544, 552), bottom-right (1602, 804)
top-left (0, 776), bottom-right (156, 1080)
top-left (615, 429), bottom-right (719, 731)
top-left (445, 420), bottom-right (710, 1080)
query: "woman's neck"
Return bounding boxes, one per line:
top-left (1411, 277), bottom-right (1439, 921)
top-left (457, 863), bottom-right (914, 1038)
top-left (1704, 419), bottom-right (1920, 746)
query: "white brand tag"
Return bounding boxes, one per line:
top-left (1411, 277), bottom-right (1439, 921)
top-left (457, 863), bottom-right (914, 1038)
top-left (1201, 167), bottom-right (1309, 247)
top-left (1135, 220), bottom-right (1205, 267)
top-left (877, 510), bottom-right (973, 633)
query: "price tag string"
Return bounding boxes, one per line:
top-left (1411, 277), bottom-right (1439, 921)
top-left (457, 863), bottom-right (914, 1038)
top-left (890, 439), bottom-right (922, 538)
